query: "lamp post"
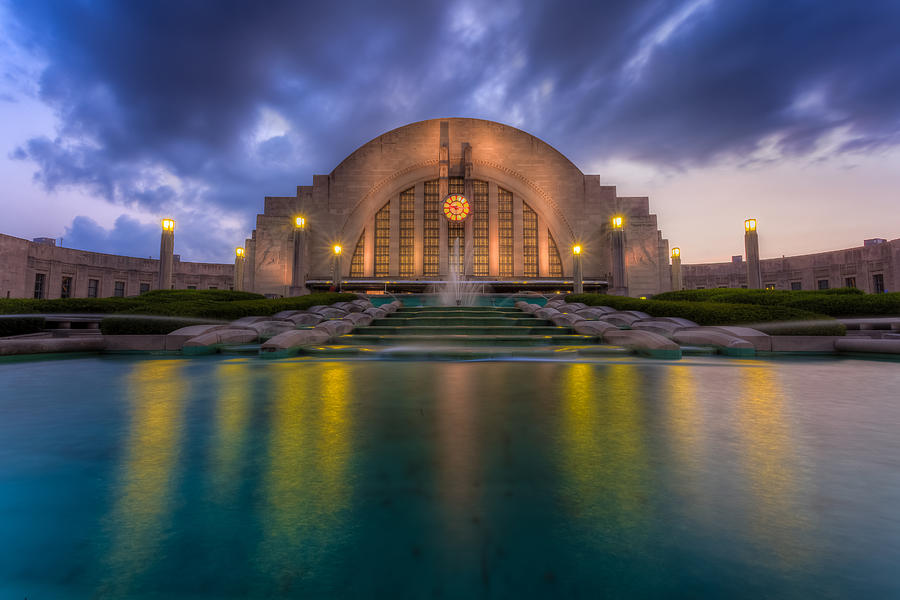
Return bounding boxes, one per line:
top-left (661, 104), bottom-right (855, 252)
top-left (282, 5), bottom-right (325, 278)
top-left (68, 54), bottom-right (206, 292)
top-left (234, 247), bottom-right (245, 291)
top-left (744, 218), bottom-right (761, 289)
top-left (610, 215), bottom-right (628, 296)
top-left (290, 215), bottom-right (307, 296)
top-left (572, 244), bottom-right (583, 294)
top-left (671, 247), bottom-right (682, 291)
top-left (158, 218), bottom-right (175, 290)
top-left (332, 244), bottom-right (342, 292)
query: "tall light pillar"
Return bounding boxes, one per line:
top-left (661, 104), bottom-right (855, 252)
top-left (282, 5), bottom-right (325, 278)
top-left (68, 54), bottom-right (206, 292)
top-left (234, 247), bottom-right (245, 291)
top-left (671, 247), bottom-right (683, 291)
top-left (158, 218), bottom-right (175, 290)
top-left (744, 218), bottom-right (761, 289)
top-left (610, 216), bottom-right (628, 296)
top-left (332, 244), bottom-right (343, 292)
top-left (572, 244), bottom-right (584, 294)
top-left (290, 216), bottom-right (308, 296)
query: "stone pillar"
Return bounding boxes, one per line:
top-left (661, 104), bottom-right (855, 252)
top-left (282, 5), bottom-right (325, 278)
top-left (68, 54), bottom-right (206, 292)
top-left (333, 248), bottom-right (343, 292)
top-left (488, 182), bottom-right (499, 276)
top-left (290, 221), bottom-right (307, 296)
top-left (158, 218), bottom-right (175, 290)
top-left (744, 219), bottom-right (761, 289)
top-left (671, 248), bottom-right (683, 291)
top-left (234, 248), bottom-right (245, 292)
top-left (610, 218), bottom-right (627, 295)
top-left (573, 248), bottom-right (584, 294)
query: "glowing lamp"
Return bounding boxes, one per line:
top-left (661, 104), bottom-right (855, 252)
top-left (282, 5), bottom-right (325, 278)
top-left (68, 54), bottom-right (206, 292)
top-left (573, 244), bottom-right (582, 255)
top-left (161, 218), bottom-right (175, 231)
top-left (294, 216), bottom-right (306, 229)
top-left (333, 244), bottom-right (342, 255)
top-left (745, 218), bottom-right (757, 232)
top-left (611, 216), bottom-right (624, 229)
top-left (672, 247), bottom-right (680, 258)
top-left (235, 247), bottom-right (245, 258)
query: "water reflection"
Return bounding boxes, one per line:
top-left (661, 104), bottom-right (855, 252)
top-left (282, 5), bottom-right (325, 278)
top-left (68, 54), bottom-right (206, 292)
top-left (663, 365), bottom-right (709, 512)
top-left (256, 361), bottom-right (353, 592)
top-left (209, 360), bottom-right (253, 504)
top-left (559, 363), bottom-right (652, 547)
top-left (101, 359), bottom-right (187, 596)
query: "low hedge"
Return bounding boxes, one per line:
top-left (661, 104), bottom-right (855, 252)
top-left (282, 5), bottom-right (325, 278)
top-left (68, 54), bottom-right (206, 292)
top-left (100, 317), bottom-right (218, 335)
top-left (653, 288), bottom-right (900, 317)
top-left (565, 294), bottom-right (845, 335)
top-left (0, 316), bottom-right (46, 337)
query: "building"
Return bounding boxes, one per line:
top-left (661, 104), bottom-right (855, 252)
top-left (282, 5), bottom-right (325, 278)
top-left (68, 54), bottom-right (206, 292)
top-left (241, 118), bottom-right (671, 297)
top-left (0, 233), bottom-right (232, 299)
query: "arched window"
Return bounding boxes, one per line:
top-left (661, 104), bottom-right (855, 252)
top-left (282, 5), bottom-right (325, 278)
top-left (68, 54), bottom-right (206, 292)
top-left (548, 232), bottom-right (563, 278)
top-left (523, 202), bottom-right (537, 277)
top-left (350, 230), bottom-right (365, 277)
top-left (374, 202), bottom-right (390, 277)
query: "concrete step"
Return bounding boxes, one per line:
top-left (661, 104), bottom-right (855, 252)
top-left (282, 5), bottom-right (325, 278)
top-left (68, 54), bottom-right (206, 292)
top-left (394, 306), bottom-right (522, 314)
top-left (372, 317), bottom-right (552, 327)
top-left (339, 333), bottom-right (598, 346)
top-left (295, 344), bottom-right (630, 359)
top-left (354, 325), bottom-right (574, 336)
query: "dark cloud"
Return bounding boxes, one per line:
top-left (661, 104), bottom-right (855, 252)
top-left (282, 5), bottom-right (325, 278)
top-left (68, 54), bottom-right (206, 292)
top-left (8, 0), bottom-right (900, 259)
top-left (63, 215), bottom-right (159, 258)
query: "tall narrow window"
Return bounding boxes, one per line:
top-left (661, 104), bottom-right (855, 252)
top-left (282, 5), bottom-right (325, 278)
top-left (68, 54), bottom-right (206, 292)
top-left (873, 273), bottom-right (885, 293)
top-left (548, 232), bottom-right (563, 278)
top-left (60, 276), bottom-right (72, 299)
top-left (399, 187), bottom-right (415, 278)
top-left (350, 231), bottom-right (365, 278)
top-left (448, 177), bottom-right (465, 275)
top-left (423, 180), bottom-right (439, 277)
top-left (472, 180), bottom-right (488, 276)
top-left (140, 282), bottom-right (150, 294)
top-left (498, 187), bottom-right (513, 278)
top-left (88, 279), bottom-right (99, 298)
top-left (375, 202), bottom-right (390, 277)
top-left (114, 281), bottom-right (126, 297)
top-left (523, 203), bottom-right (538, 277)
top-left (33, 273), bottom-right (46, 299)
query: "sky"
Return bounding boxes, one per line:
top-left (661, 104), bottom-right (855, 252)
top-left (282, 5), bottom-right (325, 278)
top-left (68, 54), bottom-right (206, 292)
top-left (1, 0), bottom-right (899, 264)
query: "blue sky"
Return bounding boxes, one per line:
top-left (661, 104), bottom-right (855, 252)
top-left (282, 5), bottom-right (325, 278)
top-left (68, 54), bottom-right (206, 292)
top-left (2, 0), bottom-right (899, 263)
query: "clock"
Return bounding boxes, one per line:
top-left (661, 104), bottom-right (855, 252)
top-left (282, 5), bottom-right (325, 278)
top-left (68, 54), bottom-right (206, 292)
top-left (442, 194), bottom-right (470, 222)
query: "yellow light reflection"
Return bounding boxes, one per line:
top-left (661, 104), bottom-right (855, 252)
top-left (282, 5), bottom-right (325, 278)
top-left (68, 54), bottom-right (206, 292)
top-left (101, 359), bottom-right (186, 595)
top-left (663, 366), bottom-right (708, 510)
top-left (209, 360), bottom-right (253, 504)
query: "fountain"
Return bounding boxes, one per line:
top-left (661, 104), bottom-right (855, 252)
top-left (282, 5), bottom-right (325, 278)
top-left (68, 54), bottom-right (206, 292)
top-left (436, 236), bottom-right (482, 306)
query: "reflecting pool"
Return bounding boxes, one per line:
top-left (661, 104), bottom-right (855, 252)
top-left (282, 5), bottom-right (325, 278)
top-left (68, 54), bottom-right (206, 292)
top-left (1, 356), bottom-right (899, 598)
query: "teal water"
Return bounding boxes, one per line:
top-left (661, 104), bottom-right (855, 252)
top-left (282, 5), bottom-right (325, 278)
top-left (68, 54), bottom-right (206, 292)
top-left (1, 355), bottom-right (899, 598)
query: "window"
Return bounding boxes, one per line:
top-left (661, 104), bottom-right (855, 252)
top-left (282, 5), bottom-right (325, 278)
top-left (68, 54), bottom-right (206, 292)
top-left (548, 232), bottom-right (563, 278)
top-left (60, 276), bottom-right (72, 298)
top-left (399, 187), bottom-right (415, 277)
top-left (765, 283), bottom-right (776, 290)
top-left (873, 273), bottom-right (885, 293)
top-left (140, 283), bottom-right (150, 294)
top-left (844, 277), bottom-right (856, 289)
top-left (498, 187), bottom-right (513, 277)
top-left (186, 285), bottom-right (197, 290)
top-left (817, 279), bottom-right (829, 290)
top-left (208, 286), bottom-right (218, 290)
top-left (423, 180), bottom-right (440, 277)
top-left (472, 180), bottom-right (489, 276)
top-left (790, 281), bottom-right (802, 291)
top-left (522, 203), bottom-right (537, 277)
top-left (114, 281), bottom-right (126, 297)
top-left (350, 231), bottom-right (365, 278)
top-left (696, 286), bottom-right (705, 290)
top-left (375, 202), bottom-right (390, 277)
top-left (88, 279), bottom-right (99, 298)
top-left (33, 273), bottom-right (46, 299)
top-left (447, 177), bottom-right (465, 275)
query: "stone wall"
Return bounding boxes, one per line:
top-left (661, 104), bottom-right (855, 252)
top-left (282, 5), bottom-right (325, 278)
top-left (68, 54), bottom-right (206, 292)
top-left (0, 233), bottom-right (233, 299)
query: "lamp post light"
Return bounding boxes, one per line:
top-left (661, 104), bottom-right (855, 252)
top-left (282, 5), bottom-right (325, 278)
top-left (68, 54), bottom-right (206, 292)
top-left (744, 218), bottom-right (761, 289)
top-left (671, 247), bottom-right (683, 291)
top-left (332, 244), bottom-right (342, 292)
top-left (290, 215), bottom-right (307, 296)
top-left (158, 218), bottom-right (175, 290)
top-left (610, 215), bottom-right (628, 296)
top-left (234, 247), bottom-right (245, 291)
top-left (572, 244), bottom-right (584, 294)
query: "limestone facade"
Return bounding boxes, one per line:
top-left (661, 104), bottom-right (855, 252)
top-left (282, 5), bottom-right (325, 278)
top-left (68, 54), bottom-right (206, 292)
top-left (242, 118), bottom-right (671, 298)
top-left (681, 238), bottom-right (900, 293)
top-left (0, 233), bottom-right (233, 299)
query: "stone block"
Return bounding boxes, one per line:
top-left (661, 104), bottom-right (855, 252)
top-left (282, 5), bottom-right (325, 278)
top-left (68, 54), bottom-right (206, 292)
top-left (286, 312), bottom-right (325, 326)
top-left (673, 328), bottom-right (755, 356)
top-left (246, 320), bottom-right (296, 339)
top-left (535, 307), bottom-right (560, 320)
top-left (315, 320), bottom-right (355, 339)
top-left (343, 312), bottom-right (373, 326)
top-left (707, 326), bottom-right (772, 352)
top-left (261, 329), bottom-right (331, 356)
top-left (364, 307), bottom-right (387, 319)
top-left (572, 321), bottom-right (617, 336)
top-left (598, 312), bottom-right (644, 327)
top-left (602, 329), bottom-right (682, 359)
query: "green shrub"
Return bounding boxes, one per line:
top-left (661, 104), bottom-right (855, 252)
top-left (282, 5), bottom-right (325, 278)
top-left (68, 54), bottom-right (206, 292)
top-left (652, 288), bottom-right (900, 317)
top-left (137, 289), bottom-right (265, 302)
top-left (565, 293), bottom-right (845, 335)
top-left (0, 316), bottom-right (46, 337)
top-left (100, 317), bottom-right (217, 335)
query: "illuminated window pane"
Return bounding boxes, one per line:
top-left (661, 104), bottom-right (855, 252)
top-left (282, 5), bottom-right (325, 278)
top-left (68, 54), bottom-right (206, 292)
top-left (523, 202), bottom-right (537, 277)
top-left (424, 180), bottom-right (439, 277)
top-left (350, 230), bottom-right (365, 277)
top-left (498, 187), bottom-right (513, 278)
top-left (375, 201), bottom-right (390, 277)
top-left (399, 187), bottom-right (415, 278)
top-left (447, 177), bottom-right (464, 274)
top-left (473, 180), bottom-right (488, 276)
top-left (548, 232), bottom-right (562, 278)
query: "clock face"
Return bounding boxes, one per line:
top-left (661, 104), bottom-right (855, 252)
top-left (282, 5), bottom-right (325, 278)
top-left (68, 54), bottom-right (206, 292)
top-left (442, 194), bottom-right (470, 222)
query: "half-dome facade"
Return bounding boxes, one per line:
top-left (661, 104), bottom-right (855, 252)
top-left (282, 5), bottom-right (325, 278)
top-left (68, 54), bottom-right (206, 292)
top-left (242, 118), bottom-right (672, 297)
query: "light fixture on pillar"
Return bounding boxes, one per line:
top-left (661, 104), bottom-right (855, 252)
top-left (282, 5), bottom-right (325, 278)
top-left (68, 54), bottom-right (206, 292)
top-left (290, 216), bottom-right (308, 296)
top-left (161, 218), bottom-right (175, 231)
top-left (671, 247), bottom-right (680, 259)
top-left (610, 216), bottom-right (627, 295)
top-left (744, 218), bottom-right (757, 232)
top-left (295, 216), bottom-right (306, 229)
top-left (158, 218), bottom-right (176, 290)
top-left (235, 247), bottom-right (245, 258)
top-left (332, 244), bottom-right (343, 292)
top-left (572, 244), bottom-right (584, 294)
top-left (670, 247), bottom-right (683, 291)
top-left (744, 218), bottom-right (761, 289)
top-left (234, 247), bottom-right (245, 291)
top-left (333, 244), bottom-right (342, 255)
top-left (611, 216), bottom-right (624, 229)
